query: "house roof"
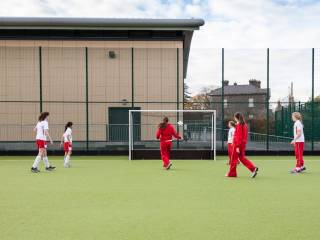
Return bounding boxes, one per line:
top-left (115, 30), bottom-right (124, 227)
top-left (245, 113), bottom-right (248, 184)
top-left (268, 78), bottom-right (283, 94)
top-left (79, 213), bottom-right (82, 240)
top-left (209, 84), bottom-right (268, 96)
top-left (0, 17), bottom-right (204, 78)
top-left (0, 17), bottom-right (204, 30)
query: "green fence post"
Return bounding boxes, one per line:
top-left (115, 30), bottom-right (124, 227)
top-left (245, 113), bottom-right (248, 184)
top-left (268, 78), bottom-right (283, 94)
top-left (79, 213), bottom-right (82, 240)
top-left (221, 48), bottom-right (225, 150)
top-left (131, 48), bottom-right (135, 150)
top-left (281, 106), bottom-right (284, 136)
top-left (131, 48), bottom-right (134, 109)
top-left (275, 110), bottom-right (277, 136)
top-left (39, 46), bottom-right (43, 113)
top-left (289, 104), bottom-right (291, 115)
top-left (312, 48), bottom-right (315, 151)
top-left (177, 48), bottom-right (180, 149)
top-left (85, 47), bottom-right (89, 151)
top-left (266, 48), bottom-right (270, 150)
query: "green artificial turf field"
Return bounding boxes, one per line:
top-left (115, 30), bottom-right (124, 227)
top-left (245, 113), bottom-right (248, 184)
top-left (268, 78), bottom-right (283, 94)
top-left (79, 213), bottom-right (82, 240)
top-left (0, 156), bottom-right (320, 240)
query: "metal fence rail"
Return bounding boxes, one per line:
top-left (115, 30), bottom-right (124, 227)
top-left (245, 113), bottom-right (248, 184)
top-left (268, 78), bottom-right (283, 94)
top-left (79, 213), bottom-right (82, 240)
top-left (1, 124), bottom-right (316, 152)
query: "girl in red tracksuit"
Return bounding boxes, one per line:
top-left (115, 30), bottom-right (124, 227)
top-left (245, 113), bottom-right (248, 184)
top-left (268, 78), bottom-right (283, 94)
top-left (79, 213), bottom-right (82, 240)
top-left (156, 117), bottom-right (181, 170)
top-left (226, 112), bottom-right (259, 178)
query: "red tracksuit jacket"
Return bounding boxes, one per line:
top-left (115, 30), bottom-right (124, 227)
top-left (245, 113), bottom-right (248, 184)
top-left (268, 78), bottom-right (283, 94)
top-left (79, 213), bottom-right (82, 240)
top-left (233, 123), bottom-right (248, 147)
top-left (156, 123), bottom-right (181, 142)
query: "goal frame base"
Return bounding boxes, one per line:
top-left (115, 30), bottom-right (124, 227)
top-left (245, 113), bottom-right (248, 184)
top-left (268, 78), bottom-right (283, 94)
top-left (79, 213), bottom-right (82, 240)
top-left (131, 149), bottom-right (215, 160)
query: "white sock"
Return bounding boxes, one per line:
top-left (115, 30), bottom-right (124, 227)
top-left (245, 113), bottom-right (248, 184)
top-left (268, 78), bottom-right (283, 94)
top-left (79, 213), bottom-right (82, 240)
top-left (64, 155), bottom-right (70, 166)
top-left (43, 157), bottom-right (50, 168)
top-left (32, 155), bottom-right (42, 168)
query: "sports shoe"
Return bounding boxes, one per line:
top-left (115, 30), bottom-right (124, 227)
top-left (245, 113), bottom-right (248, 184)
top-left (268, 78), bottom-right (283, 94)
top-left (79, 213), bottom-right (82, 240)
top-left (46, 166), bottom-right (56, 171)
top-left (225, 173), bottom-right (237, 178)
top-left (290, 168), bottom-right (301, 174)
top-left (300, 166), bottom-right (306, 172)
top-left (166, 163), bottom-right (173, 170)
top-left (31, 167), bottom-right (40, 173)
top-left (251, 167), bottom-right (259, 178)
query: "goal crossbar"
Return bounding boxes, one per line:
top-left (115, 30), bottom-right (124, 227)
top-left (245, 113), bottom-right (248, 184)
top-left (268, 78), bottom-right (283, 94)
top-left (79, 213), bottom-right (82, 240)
top-left (129, 110), bottom-right (216, 113)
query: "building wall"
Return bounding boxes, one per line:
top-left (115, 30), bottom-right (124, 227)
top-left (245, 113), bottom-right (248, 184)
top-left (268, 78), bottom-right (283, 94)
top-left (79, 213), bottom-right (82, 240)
top-left (88, 48), bottom-right (132, 141)
top-left (0, 40), bottom-right (183, 142)
top-left (42, 47), bottom-right (87, 141)
top-left (134, 48), bottom-right (183, 141)
top-left (211, 94), bottom-right (267, 121)
top-left (0, 46), bottom-right (39, 141)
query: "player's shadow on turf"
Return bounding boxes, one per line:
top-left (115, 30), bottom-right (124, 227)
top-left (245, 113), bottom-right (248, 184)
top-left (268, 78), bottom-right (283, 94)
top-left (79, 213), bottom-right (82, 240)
top-left (161, 168), bottom-right (183, 172)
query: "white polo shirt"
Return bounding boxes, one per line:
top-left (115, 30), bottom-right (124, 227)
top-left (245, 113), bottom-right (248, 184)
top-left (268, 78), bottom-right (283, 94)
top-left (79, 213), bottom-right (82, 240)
top-left (35, 120), bottom-right (49, 141)
top-left (294, 120), bottom-right (305, 142)
top-left (63, 127), bottom-right (73, 143)
top-left (228, 127), bottom-right (235, 144)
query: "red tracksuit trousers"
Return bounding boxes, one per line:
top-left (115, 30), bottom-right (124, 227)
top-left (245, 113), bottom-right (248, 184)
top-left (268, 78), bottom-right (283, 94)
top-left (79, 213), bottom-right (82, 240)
top-left (227, 144), bottom-right (256, 177)
top-left (294, 142), bottom-right (304, 168)
top-left (160, 141), bottom-right (172, 167)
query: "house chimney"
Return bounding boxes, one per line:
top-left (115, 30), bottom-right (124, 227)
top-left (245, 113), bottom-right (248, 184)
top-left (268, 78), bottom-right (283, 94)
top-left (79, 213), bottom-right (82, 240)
top-left (249, 79), bottom-right (261, 88)
top-left (223, 80), bottom-right (229, 86)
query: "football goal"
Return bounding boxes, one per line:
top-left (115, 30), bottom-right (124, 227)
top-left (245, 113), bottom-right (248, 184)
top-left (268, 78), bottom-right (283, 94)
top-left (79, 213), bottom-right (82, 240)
top-left (128, 110), bottom-right (216, 160)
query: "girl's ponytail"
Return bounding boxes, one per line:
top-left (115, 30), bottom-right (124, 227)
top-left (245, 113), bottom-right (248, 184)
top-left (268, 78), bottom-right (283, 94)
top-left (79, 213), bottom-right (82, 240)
top-left (158, 116), bottom-right (169, 129)
top-left (234, 112), bottom-right (245, 125)
top-left (64, 122), bottom-right (73, 132)
top-left (38, 112), bottom-right (49, 121)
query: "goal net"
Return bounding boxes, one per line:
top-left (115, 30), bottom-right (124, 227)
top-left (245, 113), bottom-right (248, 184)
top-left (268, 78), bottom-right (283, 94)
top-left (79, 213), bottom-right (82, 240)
top-left (129, 110), bottom-right (216, 160)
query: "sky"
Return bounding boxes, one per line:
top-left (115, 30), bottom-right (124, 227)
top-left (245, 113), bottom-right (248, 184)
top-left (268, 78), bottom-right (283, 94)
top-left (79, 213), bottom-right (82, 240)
top-left (1, 0), bottom-right (320, 102)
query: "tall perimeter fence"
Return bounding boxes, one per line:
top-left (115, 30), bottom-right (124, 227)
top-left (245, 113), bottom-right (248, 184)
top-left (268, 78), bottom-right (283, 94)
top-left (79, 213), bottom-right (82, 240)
top-left (0, 47), bottom-right (320, 154)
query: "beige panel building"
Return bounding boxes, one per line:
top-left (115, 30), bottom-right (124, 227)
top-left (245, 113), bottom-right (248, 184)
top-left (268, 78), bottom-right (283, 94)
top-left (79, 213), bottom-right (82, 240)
top-left (0, 18), bottom-right (204, 150)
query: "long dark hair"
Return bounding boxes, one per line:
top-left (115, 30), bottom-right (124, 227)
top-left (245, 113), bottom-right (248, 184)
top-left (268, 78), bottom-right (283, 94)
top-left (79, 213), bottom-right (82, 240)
top-left (38, 112), bottom-right (49, 121)
top-left (234, 112), bottom-right (245, 125)
top-left (228, 120), bottom-right (236, 127)
top-left (65, 122), bottom-right (73, 132)
top-left (158, 117), bottom-right (169, 129)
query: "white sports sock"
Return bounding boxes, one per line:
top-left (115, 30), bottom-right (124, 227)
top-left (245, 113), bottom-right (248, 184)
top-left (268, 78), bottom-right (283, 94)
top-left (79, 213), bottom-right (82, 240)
top-left (43, 157), bottom-right (50, 168)
top-left (32, 155), bottom-right (42, 168)
top-left (64, 155), bottom-right (70, 166)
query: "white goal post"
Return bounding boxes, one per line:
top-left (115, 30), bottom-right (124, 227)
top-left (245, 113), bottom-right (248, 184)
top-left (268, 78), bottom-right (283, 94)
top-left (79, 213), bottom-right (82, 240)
top-left (128, 109), bottom-right (216, 161)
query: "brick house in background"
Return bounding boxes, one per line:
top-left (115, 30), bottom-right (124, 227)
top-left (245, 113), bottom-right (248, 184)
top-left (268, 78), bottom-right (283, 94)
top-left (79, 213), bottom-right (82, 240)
top-left (209, 79), bottom-right (270, 132)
